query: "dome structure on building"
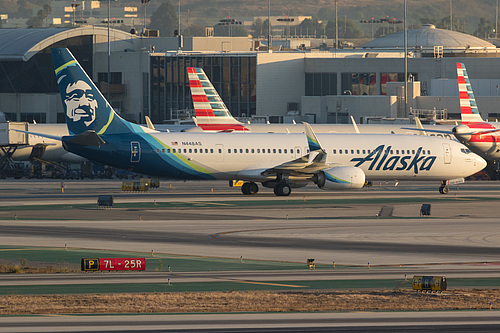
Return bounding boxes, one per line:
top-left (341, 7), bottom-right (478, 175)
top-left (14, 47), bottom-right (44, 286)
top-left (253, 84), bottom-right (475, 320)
top-left (362, 24), bottom-right (496, 53)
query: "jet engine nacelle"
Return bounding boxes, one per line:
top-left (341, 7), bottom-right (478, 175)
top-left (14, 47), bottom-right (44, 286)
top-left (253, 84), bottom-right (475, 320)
top-left (452, 124), bottom-right (472, 143)
top-left (315, 166), bottom-right (365, 190)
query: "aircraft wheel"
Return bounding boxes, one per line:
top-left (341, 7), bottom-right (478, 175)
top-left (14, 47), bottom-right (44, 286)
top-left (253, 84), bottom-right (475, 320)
top-left (439, 185), bottom-right (449, 194)
top-left (241, 182), bottom-right (259, 195)
top-left (248, 182), bottom-right (259, 194)
top-left (274, 183), bottom-right (291, 196)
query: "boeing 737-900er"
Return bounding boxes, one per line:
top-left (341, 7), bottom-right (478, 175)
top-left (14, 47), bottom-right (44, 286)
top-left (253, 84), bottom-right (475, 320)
top-left (23, 48), bottom-right (484, 196)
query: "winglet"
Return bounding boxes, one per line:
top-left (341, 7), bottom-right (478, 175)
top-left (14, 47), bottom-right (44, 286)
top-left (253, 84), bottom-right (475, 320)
top-left (145, 116), bottom-right (155, 130)
top-left (350, 116), bottom-right (360, 134)
top-left (414, 117), bottom-right (427, 136)
top-left (303, 122), bottom-right (326, 153)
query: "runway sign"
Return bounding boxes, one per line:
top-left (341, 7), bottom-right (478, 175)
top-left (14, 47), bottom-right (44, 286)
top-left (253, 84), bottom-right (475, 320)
top-left (81, 258), bottom-right (146, 271)
top-left (412, 275), bottom-right (447, 292)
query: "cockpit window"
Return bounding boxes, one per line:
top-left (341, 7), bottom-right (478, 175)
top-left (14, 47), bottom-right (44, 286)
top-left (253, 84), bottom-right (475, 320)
top-left (460, 148), bottom-right (471, 154)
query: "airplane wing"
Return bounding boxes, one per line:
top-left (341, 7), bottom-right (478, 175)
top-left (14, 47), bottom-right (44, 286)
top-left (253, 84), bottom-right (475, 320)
top-left (65, 130), bottom-right (105, 147)
top-left (262, 122), bottom-right (329, 176)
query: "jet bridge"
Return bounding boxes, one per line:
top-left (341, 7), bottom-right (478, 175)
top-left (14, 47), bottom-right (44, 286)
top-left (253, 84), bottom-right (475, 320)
top-left (0, 122), bottom-right (29, 178)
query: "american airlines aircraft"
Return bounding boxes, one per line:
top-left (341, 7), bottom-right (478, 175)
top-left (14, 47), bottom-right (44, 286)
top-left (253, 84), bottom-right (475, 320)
top-left (182, 66), bottom-right (457, 138)
top-left (32, 48), bottom-right (485, 196)
top-left (452, 62), bottom-right (500, 160)
top-left (402, 62), bottom-right (500, 161)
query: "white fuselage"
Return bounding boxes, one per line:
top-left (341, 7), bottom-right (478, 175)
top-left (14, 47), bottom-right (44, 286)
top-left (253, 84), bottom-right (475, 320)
top-left (139, 131), bottom-right (485, 182)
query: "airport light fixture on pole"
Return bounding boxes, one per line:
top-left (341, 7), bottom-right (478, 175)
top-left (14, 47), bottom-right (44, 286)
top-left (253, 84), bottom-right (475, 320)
top-left (71, 1), bottom-right (80, 27)
top-left (335, 0), bottom-right (338, 50)
top-left (404, 0), bottom-right (408, 118)
top-left (277, 15), bottom-right (294, 47)
top-left (141, 0), bottom-right (150, 32)
top-left (449, 0), bottom-right (453, 31)
top-left (217, 17), bottom-right (242, 37)
top-left (107, 0), bottom-right (110, 102)
top-left (98, 0), bottom-right (112, 101)
top-left (268, 0), bottom-right (271, 51)
top-left (360, 16), bottom-right (402, 38)
top-left (497, 0), bottom-right (499, 38)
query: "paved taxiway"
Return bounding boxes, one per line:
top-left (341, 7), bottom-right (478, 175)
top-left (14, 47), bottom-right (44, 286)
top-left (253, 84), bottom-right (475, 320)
top-left (2, 311), bottom-right (500, 332)
top-left (1, 179), bottom-right (500, 331)
top-left (1, 179), bottom-right (500, 265)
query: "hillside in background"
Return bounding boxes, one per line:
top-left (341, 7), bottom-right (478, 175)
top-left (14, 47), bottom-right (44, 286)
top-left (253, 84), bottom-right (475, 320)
top-left (1, 0), bottom-right (499, 36)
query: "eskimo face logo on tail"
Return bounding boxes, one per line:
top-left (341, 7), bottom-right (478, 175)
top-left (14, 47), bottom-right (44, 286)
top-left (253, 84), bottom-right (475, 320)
top-left (350, 145), bottom-right (436, 174)
top-left (64, 80), bottom-right (97, 126)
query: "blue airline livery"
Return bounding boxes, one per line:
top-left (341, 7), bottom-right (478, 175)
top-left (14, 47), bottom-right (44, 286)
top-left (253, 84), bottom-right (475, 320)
top-left (49, 48), bottom-right (486, 196)
top-left (351, 145), bottom-right (436, 173)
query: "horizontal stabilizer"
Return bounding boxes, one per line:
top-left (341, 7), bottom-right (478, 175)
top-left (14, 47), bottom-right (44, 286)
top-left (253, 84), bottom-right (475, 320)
top-left (11, 129), bottom-right (62, 141)
top-left (66, 130), bottom-right (105, 147)
top-left (400, 127), bottom-right (452, 134)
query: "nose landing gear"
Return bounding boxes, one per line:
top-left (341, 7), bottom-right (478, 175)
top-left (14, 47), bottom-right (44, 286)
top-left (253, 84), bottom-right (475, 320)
top-left (439, 181), bottom-right (449, 194)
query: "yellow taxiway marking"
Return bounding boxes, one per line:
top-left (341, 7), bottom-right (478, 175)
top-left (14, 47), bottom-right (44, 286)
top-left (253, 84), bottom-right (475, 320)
top-left (233, 280), bottom-right (305, 288)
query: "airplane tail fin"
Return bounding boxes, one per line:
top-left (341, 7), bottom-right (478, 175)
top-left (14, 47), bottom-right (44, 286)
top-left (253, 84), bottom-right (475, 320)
top-left (187, 67), bottom-right (249, 132)
top-left (456, 62), bottom-right (485, 124)
top-left (52, 48), bottom-right (140, 136)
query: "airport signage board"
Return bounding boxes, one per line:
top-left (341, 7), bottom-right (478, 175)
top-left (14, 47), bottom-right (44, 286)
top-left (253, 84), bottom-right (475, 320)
top-left (81, 258), bottom-right (146, 271)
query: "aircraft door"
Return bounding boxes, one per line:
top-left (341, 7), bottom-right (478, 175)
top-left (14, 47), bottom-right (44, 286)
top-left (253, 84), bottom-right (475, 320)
top-left (130, 141), bottom-right (141, 163)
top-left (443, 143), bottom-right (451, 164)
top-left (294, 146), bottom-right (302, 159)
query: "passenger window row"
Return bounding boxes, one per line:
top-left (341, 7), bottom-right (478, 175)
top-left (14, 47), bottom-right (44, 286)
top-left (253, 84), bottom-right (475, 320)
top-left (155, 148), bottom-right (304, 154)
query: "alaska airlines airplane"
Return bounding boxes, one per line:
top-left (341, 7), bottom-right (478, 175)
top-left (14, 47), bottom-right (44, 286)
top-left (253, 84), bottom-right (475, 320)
top-left (45, 48), bottom-right (485, 196)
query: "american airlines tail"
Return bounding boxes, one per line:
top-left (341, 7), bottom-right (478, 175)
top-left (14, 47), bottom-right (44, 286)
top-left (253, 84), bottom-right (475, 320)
top-left (187, 67), bottom-right (249, 132)
top-left (456, 62), bottom-right (485, 124)
top-left (454, 62), bottom-right (500, 160)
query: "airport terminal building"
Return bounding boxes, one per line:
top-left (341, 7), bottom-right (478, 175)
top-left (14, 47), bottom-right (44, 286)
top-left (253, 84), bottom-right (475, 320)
top-left (2, 25), bottom-right (500, 125)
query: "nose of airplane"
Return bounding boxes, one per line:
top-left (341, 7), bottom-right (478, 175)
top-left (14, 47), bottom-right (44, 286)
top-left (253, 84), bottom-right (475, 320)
top-left (473, 153), bottom-right (488, 172)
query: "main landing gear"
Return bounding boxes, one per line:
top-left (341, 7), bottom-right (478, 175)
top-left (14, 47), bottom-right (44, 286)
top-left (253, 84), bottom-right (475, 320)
top-left (439, 181), bottom-right (449, 194)
top-left (240, 181), bottom-right (292, 196)
top-left (241, 182), bottom-right (259, 195)
top-left (273, 182), bottom-right (291, 196)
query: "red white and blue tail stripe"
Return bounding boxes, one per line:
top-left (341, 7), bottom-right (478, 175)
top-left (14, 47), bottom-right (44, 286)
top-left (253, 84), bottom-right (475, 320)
top-left (456, 62), bottom-right (484, 124)
top-left (456, 62), bottom-right (499, 144)
top-left (187, 67), bottom-right (249, 132)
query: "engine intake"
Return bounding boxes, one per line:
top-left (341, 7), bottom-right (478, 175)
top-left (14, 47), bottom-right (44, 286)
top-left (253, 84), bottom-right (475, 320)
top-left (315, 166), bottom-right (365, 190)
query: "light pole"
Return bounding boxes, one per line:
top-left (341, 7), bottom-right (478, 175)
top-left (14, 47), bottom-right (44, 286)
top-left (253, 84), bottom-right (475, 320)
top-left (141, 0), bottom-right (150, 32)
top-left (217, 17), bottom-right (242, 37)
top-left (404, 0), bottom-right (408, 117)
top-left (71, 1), bottom-right (80, 27)
top-left (335, 0), bottom-right (338, 50)
top-left (107, 0), bottom-right (110, 102)
top-left (277, 16), bottom-right (294, 48)
top-left (268, 0), bottom-right (271, 51)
